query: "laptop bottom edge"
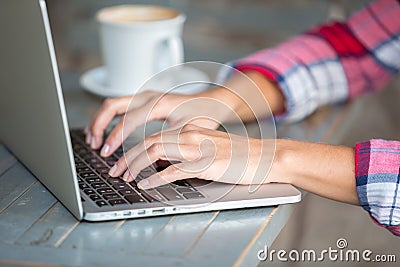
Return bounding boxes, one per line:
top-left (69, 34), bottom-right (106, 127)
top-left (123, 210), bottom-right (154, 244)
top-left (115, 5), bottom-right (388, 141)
top-left (83, 192), bottom-right (301, 221)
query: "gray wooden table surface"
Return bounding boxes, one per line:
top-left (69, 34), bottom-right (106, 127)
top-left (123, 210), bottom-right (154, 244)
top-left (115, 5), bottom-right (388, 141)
top-left (1, 1), bottom-right (395, 265)
top-left (0, 72), bottom-right (349, 267)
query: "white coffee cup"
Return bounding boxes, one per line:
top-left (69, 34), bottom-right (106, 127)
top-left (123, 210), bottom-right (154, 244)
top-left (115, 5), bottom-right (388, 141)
top-left (97, 5), bottom-right (185, 95)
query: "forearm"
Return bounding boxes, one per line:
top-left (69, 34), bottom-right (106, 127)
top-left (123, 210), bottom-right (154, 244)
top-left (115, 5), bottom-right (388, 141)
top-left (269, 139), bottom-right (359, 205)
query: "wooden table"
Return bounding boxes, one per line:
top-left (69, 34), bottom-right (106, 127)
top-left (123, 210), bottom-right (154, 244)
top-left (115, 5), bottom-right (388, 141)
top-left (0, 72), bottom-right (348, 267)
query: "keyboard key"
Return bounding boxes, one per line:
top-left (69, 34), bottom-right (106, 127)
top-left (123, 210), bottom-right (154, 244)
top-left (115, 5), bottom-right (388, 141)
top-left (83, 153), bottom-right (98, 161)
top-left (125, 194), bottom-right (146, 204)
top-left (75, 162), bottom-right (86, 168)
top-left (86, 177), bottom-right (102, 183)
top-left (103, 193), bottom-right (120, 200)
top-left (90, 194), bottom-right (102, 201)
top-left (83, 189), bottom-right (96, 195)
top-left (91, 162), bottom-right (107, 169)
top-left (183, 192), bottom-right (205, 199)
top-left (79, 183), bottom-right (89, 190)
top-left (157, 187), bottom-right (183, 201)
top-left (77, 166), bottom-right (91, 173)
top-left (88, 157), bottom-right (100, 164)
top-left (176, 187), bottom-right (196, 194)
top-left (92, 182), bottom-right (108, 189)
top-left (119, 189), bottom-right (136, 195)
top-left (107, 178), bottom-right (125, 185)
top-left (81, 175), bottom-right (99, 182)
top-left (155, 184), bottom-right (170, 188)
top-left (109, 199), bottom-right (127, 206)
top-left (172, 179), bottom-right (190, 187)
top-left (113, 184), bottom-right (131, 190)
top-left (76, 147), bottom-right (89, 155)
top-left (101, 173), bottom-right (111, 179)
top-left (141, 190), bottom-right (164, 202)
top-left (97, 188), bottom-right (115, 195)
top-left (96, 200), bottom-right (108, 207)
top-left (79, 152), bottom-right (92, 159)
top-left (79, 171), bottom-right (97, 179)
top-left (97, 168), bottom-right (109, 174)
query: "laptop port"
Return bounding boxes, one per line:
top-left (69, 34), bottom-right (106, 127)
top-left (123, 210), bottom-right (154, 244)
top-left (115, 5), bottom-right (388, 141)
top-left (137, 210), bottom-right (146, 215)
top-left (152, 208), bottom-right (165, 215)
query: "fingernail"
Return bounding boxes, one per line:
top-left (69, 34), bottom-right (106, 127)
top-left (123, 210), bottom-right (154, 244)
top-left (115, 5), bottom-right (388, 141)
top-left (109, 164), bottom-right (117, 176)
top-left (101, 144), bottom-right (110, 156)
top-left (123, 170), bottom-right (131, 181)
top-left (90, 138), bottom-right (97, 149)
top-left (85, 132), bottom-right (92, 144)
top-left (138, 179), bottom-right (149, 190)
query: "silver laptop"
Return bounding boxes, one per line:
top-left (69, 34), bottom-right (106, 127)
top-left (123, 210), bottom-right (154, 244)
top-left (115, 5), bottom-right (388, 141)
top-left (0, 0), bottom-right (300, 221)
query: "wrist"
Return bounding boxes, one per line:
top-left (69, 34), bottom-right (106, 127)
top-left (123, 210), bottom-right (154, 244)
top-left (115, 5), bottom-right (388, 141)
top-left (196, 70), bottom-right (286, 123)
top-left (194, 86), bottom-right (244, 125)
top-left (198, 86), bottom-right (242, 112)
top-left (217, 70), bottom-right (285, 116)
top-left (270, 139), bottom-right (359, 205)
top-left (268, 139), bottom-right (298, 184)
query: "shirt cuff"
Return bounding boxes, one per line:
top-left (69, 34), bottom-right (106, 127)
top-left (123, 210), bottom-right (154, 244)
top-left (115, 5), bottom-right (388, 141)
top-left (355, 139), bottom-right (400, 236)
top-left (231, 60), bottom-right (313, 123)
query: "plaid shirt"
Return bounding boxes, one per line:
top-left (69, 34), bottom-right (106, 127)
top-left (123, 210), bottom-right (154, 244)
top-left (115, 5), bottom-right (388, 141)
top-left (232, 0), bottom-right (400, 236)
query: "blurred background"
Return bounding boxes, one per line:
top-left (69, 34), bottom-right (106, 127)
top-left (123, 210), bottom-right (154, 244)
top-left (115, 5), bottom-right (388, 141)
top-left (46, 0), bottom-right (399, 266)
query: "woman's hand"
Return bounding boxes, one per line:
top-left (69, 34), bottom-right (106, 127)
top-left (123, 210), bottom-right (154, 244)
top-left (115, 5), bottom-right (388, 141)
top-left (85, 70), bottom-right (285, 158)
top-left (108, 126), bottom-right (359, 206)
top-left (85, 90), bottom-right (231, 157)
top-left (108, 124), bottom-right (275, 190)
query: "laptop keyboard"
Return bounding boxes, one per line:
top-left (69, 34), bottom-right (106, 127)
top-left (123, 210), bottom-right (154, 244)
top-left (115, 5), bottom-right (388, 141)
top-left (70, 130), bottom-right (204, 207)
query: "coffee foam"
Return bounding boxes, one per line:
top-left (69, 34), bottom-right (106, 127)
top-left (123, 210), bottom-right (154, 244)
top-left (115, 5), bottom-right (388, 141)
top-left (98, 5), bottom-right (179, 23)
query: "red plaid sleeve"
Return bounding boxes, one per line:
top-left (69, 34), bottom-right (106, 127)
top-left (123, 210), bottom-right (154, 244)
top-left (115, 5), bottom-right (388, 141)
top-left (229, 0), bottom-right (400, 123)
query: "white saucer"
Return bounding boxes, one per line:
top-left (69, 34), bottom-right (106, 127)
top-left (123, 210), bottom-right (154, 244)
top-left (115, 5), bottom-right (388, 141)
top-left (80, 66), bottom-right (211, 98)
